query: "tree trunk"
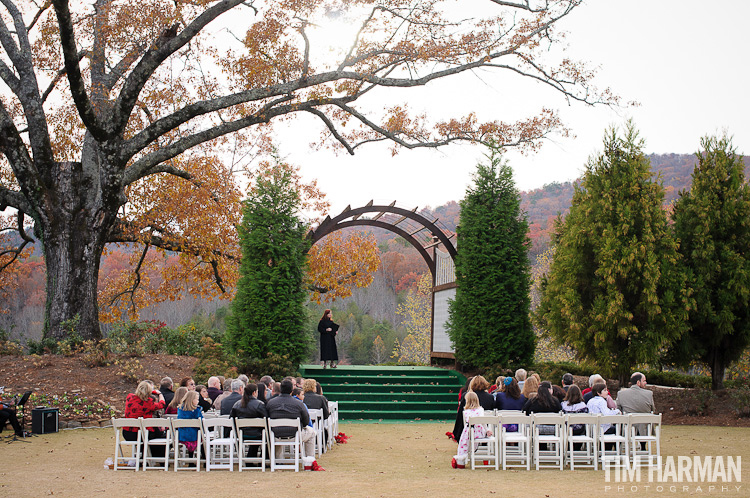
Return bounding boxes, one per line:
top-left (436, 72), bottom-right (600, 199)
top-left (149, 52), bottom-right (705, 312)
top-left (711, 353), bottom-right (726, 391)
top-left (40, 161), bottom-right (117, 341)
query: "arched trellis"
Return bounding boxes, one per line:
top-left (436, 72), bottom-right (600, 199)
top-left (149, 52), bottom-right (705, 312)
top-left (307, 201), bottom-right (456, 276)
top-left (308, 201), bottom-right (458, 361)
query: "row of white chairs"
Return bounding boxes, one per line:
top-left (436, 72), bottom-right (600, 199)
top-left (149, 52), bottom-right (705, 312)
top-left (465, 412), bottom-right (661, 471)
top-left (112, 411), bottom-right (336, 472)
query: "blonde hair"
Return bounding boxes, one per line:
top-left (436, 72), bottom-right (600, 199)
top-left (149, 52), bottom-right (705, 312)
top-left (181, 390), bottom-right (199, 411)
top-left (464, 391), bottom-right (480, 410)
top-left (135, 381), bottom-right (153, 401)
top-left (169, 387), bottom-right (188, 409)
top-left (303, 378), bottom-right (316, 393)
top-left (521, 376), bottom-right (540, 398)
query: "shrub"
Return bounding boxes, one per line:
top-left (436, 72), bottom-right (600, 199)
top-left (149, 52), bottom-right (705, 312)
top-left (238, 352), bottom-right (300, 379)
top-left (27, 337), bottom-right (58, 355)
top-left (729, 385), bottom-right (750, 417)
top-left (641, 370), bottom-right (711, 389)
top-left (80, 339), bottom-right (110, 368)
top-left (192, 337), bottom-right (238, 384)
top-left (115, 358), bottom-right (149, 383)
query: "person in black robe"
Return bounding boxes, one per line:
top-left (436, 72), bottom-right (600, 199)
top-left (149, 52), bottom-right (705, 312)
top-left (318, 309), bottom-right (339, 368)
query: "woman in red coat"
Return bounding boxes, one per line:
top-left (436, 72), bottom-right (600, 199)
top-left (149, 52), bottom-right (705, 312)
top-left (123, 380), bottom-right (166, 457)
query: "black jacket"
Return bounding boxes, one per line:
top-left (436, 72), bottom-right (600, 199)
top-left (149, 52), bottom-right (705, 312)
top-left (230, 398), bottom-right (268, 439)
top-left (266, 393), bottom-right (310, 437)
top-left (303, 392), bottom-right (330, 419)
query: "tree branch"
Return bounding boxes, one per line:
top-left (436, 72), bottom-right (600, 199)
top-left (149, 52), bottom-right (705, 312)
top-left (108, 242), bottom-right (149, 309)
top-left (41, 50), bottom-right (88, 103)
top-left (111, 0), bottom-right (246, 136)
top-left (306, 108), bottom-right (355, 155)
top-left (51, 0), bottom-right (108, 139)
top-left (28, 0), bottom-right (53, 31)
top-left (0, 212), bottom-right (34, 272)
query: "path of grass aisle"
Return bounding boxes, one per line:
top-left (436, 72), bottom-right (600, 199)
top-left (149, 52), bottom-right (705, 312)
top-left (1, 424), bottom-right (747, 498)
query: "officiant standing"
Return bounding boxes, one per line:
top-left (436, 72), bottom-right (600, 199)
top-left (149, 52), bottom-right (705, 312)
top-left (318, 309), bottom-right (339, 369)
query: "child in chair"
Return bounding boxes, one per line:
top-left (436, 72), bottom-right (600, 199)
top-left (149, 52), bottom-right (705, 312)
top-left (177, 390), bottom-right (203, 459)
top-left (453, 391), bottom-right (491, 467)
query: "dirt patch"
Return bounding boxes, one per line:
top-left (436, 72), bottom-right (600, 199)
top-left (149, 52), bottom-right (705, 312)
top-left (0, 354), bottom-right (196, 425)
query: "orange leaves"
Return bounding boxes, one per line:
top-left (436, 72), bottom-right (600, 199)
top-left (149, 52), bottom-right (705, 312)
top-left (307, 230), bottom-right (380, 303)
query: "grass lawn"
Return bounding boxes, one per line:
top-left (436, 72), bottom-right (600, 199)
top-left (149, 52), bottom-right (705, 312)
top-left (1, 423), bottom-right (746, 498)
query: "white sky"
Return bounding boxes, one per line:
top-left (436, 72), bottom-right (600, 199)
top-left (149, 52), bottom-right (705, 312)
top-left (272, 0), bottom-right (750, 215)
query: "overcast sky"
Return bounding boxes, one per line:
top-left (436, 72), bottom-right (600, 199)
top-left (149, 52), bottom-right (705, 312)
top-left (274, 0), bottom-right (750, 215)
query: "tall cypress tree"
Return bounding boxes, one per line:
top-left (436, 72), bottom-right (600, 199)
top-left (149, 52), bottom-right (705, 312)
top-left (447, 147), bottom-right (534, 369)
top-left (226, 161), bottom-right (311, 366)
top-left (670, 136), bottom-right (750, 390)
top-left (536, 124), bottom-right (689, 385)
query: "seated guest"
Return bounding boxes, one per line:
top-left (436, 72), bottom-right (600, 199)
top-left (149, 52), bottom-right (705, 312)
top-left (451, 375), bottom-right (494, 441)
top-left (123, 380), bottom-right (166, 457)
top-left (586, 382), bottom-right (621, 434)
top-left (213, 378), bottom-right (234, 410)
top-left (220, 379), bottom-right (245, 415)
top-left (552, 385), bottom-right (567, 403)
top-left (515, 369), bottom-right (527, 390)
top-left (616, 372), bottom-right (656, 441)
top-left (0, 396), bottom-right (25, 437)
top-left (237, 374), bottom-right (249, 386)
top-left (490, 376), bottom-right (505, 395)
top-left (181, 377), bottom-right (212, 412)
top-left (495, 377), bottom-right (525, 411)
top-left (230, 383), bottom-right (268, 458)
top-left (520, 376), bottom-right (540, 401)
top-left (616, 372), bottom-right (655, 414)
top-left (562, 373), bottom-right (574, 392)
top-left (529, 372), bottom-right (541, 384)
top-left (584, 378), bottom-right (617, 409)
top-left (523, 381), bottom-right (562, 415)
top-left (159, 377), bottom-right (175, 406)
top-left (302, 378), bottom-right (329, 420)
top-left (266, 379), bottom-right (315, 459)
top-left (176, 391), bottom-right (203, 460)
top-left (582, 374), bottom-right (603, 399)
top-left (561, 385), bottom-right (588, 435)
top-left (268, 382), bottom-right (281, 400)
top-left (315, 382), bottom-right (325, 396)
top-left (206, 377), bottom-right (223, 402)
top-left (165, 386), bottom-right (188, 415)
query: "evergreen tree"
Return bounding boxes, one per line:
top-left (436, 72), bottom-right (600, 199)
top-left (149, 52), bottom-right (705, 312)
top-left (447, 148), bottom-right (534, 369)
top-left (535, 124), bottom-right (689, 385)
top-left (226, 161), bottom-right (311, 366)
top-left (670, 136), bottom-right (750, 390)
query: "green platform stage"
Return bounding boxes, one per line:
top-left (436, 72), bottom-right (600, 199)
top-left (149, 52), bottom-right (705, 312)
top-left (299, 365), bottom-right (466, 422)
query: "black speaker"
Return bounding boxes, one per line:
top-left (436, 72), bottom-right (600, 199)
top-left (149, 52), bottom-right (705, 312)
top-left (31, 407), bottom-right (58, 434)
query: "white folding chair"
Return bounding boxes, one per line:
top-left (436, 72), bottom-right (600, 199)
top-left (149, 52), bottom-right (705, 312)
top-left (202, 418), bottom-right (236, 471)
top-left (566, 413), bottom-right (598, 470)
top-left (171, 418), bottom-right (203, 471)
top-left (468, 415), bottom-right (500, 470)
top-left (499, 413), bottom-right (532, 470)
top-left (234, 418), bottom-right (267, 472)
top-left (329, 401), bottom-right (339, 444)
top-left (532, 413), bottom-right (565, 470)
top-left (629, 413), bottom-right (661, 467)
top-left (268, 418), bottom-right (301, 472)
top-left (599, 414), bottom-right (630, 469)
top-left (307, 408), bottom-right (324, 457)
top-left (111, 418), bottom-right (142, 471)
top-left (141, 418), bottom-right (172, 470)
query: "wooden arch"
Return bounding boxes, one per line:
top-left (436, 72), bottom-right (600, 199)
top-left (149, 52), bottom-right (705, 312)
top-left (307, 201), bottom-right (457, 275)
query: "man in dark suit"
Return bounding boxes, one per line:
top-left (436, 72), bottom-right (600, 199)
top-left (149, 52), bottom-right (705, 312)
top-left (267, 379), bottom-right (315, 458)
top-left (220, 380), bottom-right (244, 415)
top-left (562, 373), bottom-right (574, 392)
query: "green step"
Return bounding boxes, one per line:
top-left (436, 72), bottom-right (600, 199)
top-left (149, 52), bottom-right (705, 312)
top-left (327, 392), bottom-right (457, 402)
top-left (322, 383), bottom-right (460, 394)
top-left (299, 365), bottom-right (465, 421)
top-left (341, 409), bottom-right (457, 421)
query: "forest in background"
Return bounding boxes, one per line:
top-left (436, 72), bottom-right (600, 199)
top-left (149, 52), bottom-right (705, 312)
top-left (2, 153), bottom-right (748, 364)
